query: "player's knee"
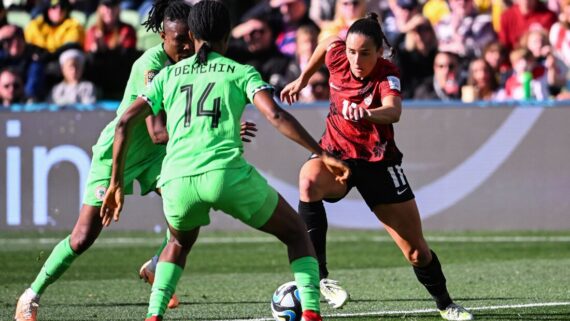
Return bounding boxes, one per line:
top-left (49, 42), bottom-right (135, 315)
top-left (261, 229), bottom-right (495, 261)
top-left (406, 247), bottom-right (432, 266)
top-left (299, 177), bottom-right (323, 201)
top-left (69, 230), bottom-right (95, 254)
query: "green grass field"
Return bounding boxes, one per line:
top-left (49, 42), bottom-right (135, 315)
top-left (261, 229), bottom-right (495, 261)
top-left (2, 230), bottom-right (570, 321)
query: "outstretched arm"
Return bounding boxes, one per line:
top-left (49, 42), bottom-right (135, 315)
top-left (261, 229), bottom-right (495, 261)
top-left (100, 97), bottom-right (153, 226)
top-left (254, 90), bottom-right (349, 182)
top-left (281, 36), bottom-right (342, 104)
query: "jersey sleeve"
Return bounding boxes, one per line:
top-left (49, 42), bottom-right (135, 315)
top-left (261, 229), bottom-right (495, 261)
top-left (378, 60), bottom-right (402, 98)
top-left (131, 58), bottom-right (161, 98)
top-left (242, 65), bottom-right (273, 103)
top-left (141, 69), bottom-right (166, 115)
top-left (325, 40), bottom-right (347, 75)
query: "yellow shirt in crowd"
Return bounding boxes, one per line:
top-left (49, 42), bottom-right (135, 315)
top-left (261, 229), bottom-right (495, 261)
top-left (24, 15), bottom-right (84, 53)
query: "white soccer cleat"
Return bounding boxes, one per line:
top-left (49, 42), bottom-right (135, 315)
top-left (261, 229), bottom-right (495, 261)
top-left (139, 258), bottom-right (180, 309)
top-left (14, 288), bottom-right (40, 321)
top-left (439, 303), bottom-right (474, 321)
top-left (319, 278), bottom-right (349, 309)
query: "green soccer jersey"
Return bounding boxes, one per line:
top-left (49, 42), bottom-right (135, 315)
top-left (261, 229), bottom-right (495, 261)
top-left (143, 52), bottom-right (271, 186)
top-left (91, 44), bottom-right (172, 166)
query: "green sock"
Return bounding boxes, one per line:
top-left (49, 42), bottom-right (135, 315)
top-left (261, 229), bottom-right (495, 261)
top-left (30, 235), bottom-right (79, 295)
top-left (291, 256), bottom-right (320, 313)
top-left (147, 262), bottom-right (183, 318)
top-left (154, 230), bottom-right (170, 258)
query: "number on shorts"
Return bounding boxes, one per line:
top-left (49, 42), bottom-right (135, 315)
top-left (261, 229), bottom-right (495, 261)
top-left (387, 165), bottom-right (407, 188)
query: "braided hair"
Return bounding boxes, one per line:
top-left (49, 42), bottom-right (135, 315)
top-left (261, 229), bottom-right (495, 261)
top-left (347, 12), bottom-right (394, 58)
top-left (188, 0), bottom-right (231, 66)
top-left (142, 0), bottom-right (191, 33)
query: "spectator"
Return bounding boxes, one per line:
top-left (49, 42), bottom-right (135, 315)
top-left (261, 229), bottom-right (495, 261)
top-left (383, 0), bottom-right (427, 51)
top-left (285, 24), bottom-right (325, 101)
top-left (422, 0), bottom-right (450, 25)
top-left (0, 68), bottom-right (24, 107)
top-left (502, 48), bottom-right (549, 100)
top-left (299, 67), bottom-right (330, 102)
top-left (309, 0), bottom-right (336, 26)
top-left (229, 15), bottom-right (291, 96)
top-left (499, 0), bottom-right (557, 51)
top-left (396, 21), bottom-right (438, 98)
top-left (49, 49), bottom-right (97, 105)
top-left (462, 58), bottom-right (499, 101)
top-left (435, 0), bottom-right (497, 59)
top-left (284, 24), bottom-right (319, 83)
top-left (270, 0), bottom-right (318, 56)
top-left (0, 25), bottom-right (46, 101)
top-left (24, 0), bottom-right (85, 54)
top-left (521, 29), bottom-right (566, 93)
top-left (318, 0), bottom-right (366, 41)
top-left (549, 0), bottom-right (570, 79)
top-left (520, 29), bottom-right (551, 63)
top-left (483, 41), bottom-right (511, 86)
top-left (414, 51), bottom-right (462, 100)
top-left (84, 0), bottom-right (137, 53)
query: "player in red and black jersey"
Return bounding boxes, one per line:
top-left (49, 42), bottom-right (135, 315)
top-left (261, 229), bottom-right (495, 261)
top-left (281, 12), bottom-right (473, 321)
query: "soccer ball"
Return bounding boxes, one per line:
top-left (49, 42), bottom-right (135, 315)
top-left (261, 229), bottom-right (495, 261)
top-left (271, 281), bottom-right (302, 321)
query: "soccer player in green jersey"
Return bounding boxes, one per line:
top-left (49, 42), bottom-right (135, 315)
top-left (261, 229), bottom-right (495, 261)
top-left (100, 1), bottom-right (350, 320)
top-left (13, 2), bottom-right (249, 321)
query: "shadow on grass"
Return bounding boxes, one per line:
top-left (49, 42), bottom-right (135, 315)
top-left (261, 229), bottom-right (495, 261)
top-left (349, 296), bottom-right (521, 303)
top-left (473, 312), bottom-right (570, 321)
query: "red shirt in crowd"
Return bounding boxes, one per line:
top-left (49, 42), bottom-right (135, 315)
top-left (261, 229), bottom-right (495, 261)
top-left (84, 22), bottom-right (137, 52)
top-left (320, 40), bottom-right (403, 163)
top-left (499, 3), bottom-right (557, 51)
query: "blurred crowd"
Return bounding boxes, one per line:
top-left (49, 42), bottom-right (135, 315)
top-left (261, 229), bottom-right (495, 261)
top-left (1, 0), bottom-right (569, 108)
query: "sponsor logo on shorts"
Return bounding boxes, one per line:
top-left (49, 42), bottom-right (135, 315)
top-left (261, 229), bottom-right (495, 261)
top-left (387, 76), bottom-right (401, 91)
top-left (396, 187), bottom-right (408, 196)
top-left (95, 186), bottom-right (107, 201)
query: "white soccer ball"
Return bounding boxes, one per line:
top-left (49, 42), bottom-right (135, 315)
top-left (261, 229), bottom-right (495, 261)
top-left (271, 281), bottom-right (302, 321)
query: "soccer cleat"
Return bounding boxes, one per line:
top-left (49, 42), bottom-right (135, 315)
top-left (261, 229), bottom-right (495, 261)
top-left (144, 316), bottom-right (162, 321)
top-left (139, 259), bottom-right (180, 309)
top-left (439, 303), bottom-right (474, 321)
top-left (319, 278), bottom-right (349, 309)
top-left (301, 310), bottom-right (322, 321)
top-left (14, 288), bottom-right (40, 321)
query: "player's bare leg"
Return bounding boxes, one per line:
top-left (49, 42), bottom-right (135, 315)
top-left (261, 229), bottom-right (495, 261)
top-left (373, 200), bottom-right (473, 321)
top-left (258, 195), bottom-right (322, 321)
top-left (298, 158), bottom-right (350, 309)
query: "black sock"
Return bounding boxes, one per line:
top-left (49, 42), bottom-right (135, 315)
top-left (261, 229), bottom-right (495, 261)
top-left (298, 200), bottom-right (328, 279)
top-left (413, 250), bottom-right (453, 310)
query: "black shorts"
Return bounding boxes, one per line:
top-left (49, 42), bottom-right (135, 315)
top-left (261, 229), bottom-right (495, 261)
top-left (318, 157), bottom-right (415, 210)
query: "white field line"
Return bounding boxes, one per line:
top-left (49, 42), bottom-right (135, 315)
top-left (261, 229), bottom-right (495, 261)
top-left (2, 235), bottom-right (570, 247)
top-left (212, 301), bottom-right (570, 321)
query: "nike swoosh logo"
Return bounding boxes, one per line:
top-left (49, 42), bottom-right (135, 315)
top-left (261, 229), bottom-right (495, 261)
top-left (396, 188), bottom-right (408, 195)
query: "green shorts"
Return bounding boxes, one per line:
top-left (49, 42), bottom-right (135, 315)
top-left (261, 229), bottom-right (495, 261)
top-left (161, 165), bottom-right (278, 231)
top-left (83, 156), bottom-right (163, 207)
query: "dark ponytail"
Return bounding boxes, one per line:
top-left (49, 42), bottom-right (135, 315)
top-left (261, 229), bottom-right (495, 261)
top-left (347, 12), bottom-right (394, 58)
top-left (188, 0), bottom-right (231, 66)
top-left (142, 0), bottom-right (191, 33)
top-left (196, 43), bottom-right (212, 66)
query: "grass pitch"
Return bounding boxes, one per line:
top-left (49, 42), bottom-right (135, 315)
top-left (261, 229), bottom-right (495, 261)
top-left (2, 230), bottom-right (570, 321)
